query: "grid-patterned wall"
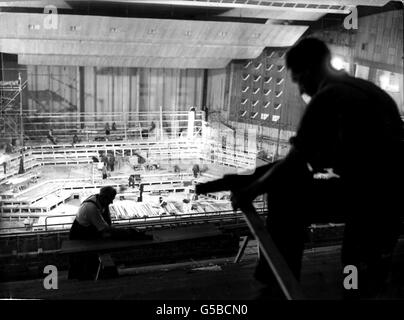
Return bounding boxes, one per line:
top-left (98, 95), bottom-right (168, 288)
top-left (229, 47), bottom-right (304, 132)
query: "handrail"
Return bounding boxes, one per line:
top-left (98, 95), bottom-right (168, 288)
top-left (0, 203), bottom-right (267, 235)
top-left (239, 203), bottom-right (305, 300)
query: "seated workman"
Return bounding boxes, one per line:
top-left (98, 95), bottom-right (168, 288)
top-left (5, 142), bottom-right (14, 154)
top-left (68, 186), bottom-right (153, 280)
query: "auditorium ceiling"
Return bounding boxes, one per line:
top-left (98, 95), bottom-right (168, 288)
top-left (0, 0), bottom-right (396, 68)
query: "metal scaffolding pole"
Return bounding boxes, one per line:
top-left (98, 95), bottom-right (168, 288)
top-left (18, 72), bottom-right (24, 148)
top-left (275, 119), bottom-right (281, 161)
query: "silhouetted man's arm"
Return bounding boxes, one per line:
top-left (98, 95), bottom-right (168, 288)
top-left (232, 147), bottom-right (308, 209)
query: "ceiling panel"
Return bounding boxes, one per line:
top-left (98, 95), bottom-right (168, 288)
top-left (18, 54), bottom-right (231, 68)
top-left (0, 0), bottom-right (391, 7)
top-left (0, 13), bottom-right (308, 47)
top-left (0, 0), bottom-right (71, 8)
top-left (0, 13), bottom-right (308, 63)
top-left (122, 0), bottom-right (390, 8)
top-left (216, 8), bottom-right (327, 21)
top-left (0, 39), bottom-right (265, 59)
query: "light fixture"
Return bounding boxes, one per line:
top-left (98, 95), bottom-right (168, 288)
top-left (275, 90), bottom-right (283, 97)
top-left (276, 78), bottom-right (284, 85)
top-left (70, 25), bottom-right (81, 31)
top-left (250, 112), bottom-right (259, 119)
top-left (301, 93), bottom-right (312, 104)
top-left (277, 65), bottom-right (285, 72)
top-left (264, 77), bottom-right (272, 84)
top-left (331, 56), bottom-right (346, 70)
top-left (253, 75), bottom-right (261, 82)
top-left (28, 24), bottom-right (40, 30)
top-left (379, 73), bottom-right (390, 89)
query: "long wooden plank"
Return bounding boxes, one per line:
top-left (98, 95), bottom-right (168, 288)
top-left (61, 224), bottom-right (221, 254)
top-left (240, 203), bottom-right (305, 300)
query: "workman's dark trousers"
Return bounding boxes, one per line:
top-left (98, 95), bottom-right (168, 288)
top-left (255, 173), bottom-right (401, 299)
top-left (68, 220), bottom-right (101, 280)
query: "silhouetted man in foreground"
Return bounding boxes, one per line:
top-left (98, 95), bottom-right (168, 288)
top-left (232, 38), bottom-right (404, 299)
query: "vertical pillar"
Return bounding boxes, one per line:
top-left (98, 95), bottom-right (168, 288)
top-left (48, 66), bottom-right (53, 113)
top-left (76, 66), bottom-right (80, 129)
top-left (275, 119), bottom-right (281, 160)
top-left (0, 53), bottom-right (3, 113)
top-left (160, 105), bottom-right (163, 140)
top-left (226, 63), bottom-right (234, 116)
top-left (187, 107), bottom-right (195, 139)
top-left (18, 73), bottom-right (24, 148)
top-left (79, 67), bottom-right (85, 128)
top-left (201, 69), bottom-right (208, 113)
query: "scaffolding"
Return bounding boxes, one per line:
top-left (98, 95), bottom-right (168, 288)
top-left (0, 73), bottom-right (28, 146)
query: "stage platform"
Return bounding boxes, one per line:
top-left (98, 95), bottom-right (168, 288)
top-left (0, 158), bottom-right (243, 233)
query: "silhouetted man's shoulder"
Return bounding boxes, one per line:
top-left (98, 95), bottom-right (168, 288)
top-left (337, 74), bottom-right (394, 102)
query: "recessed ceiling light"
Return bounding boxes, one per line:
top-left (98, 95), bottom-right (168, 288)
top-left (28, 24), bottom-right (40, 30)
top-left (70, 25), bottom-right (81, 31)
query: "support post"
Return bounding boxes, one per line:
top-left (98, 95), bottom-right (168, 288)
top-left (18, 73), bottom-right (24, 148)
top-left (160, 105), bottom-right (163, 140)
top-left (275, 120), bottom-right (281, 161)
top-left (234, 236), bottom-right (249, 263)
top-left (187, 107), bottom-right (195, 139)
top-left (124, 117), bottom-right (127, 141)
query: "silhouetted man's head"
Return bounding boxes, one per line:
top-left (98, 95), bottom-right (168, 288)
top-left (99, 186), bottom-right (117, 206)
top-left (286, 38), bottom-right (332, 96)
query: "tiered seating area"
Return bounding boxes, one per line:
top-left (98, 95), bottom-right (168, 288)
top-left (199, 140), bottom-right (256, 169)
top-left (0, 150), bottom-right (41, 183)
top-left (0, 109), bottom-right (260, 235)
top-left (29, 139), bottom-right (203, 165)
top-left (0, 111), bottom-right (204, 145)
top-left (0, 181), bottom-right (72, 215)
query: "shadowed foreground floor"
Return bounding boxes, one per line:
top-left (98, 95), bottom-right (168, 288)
top-left (1, 240), bottom-right (404, 300)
